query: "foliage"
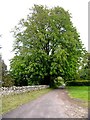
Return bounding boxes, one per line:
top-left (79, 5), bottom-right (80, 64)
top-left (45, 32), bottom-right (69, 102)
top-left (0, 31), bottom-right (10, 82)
top-left (0, 56), bottom-right (14, 87)
top-left (10, 55), bottom-right (28, 86)
top-left (10, 5), bottom-right (85, 87)
top-left (78, 52), bottom-right (90, 80)
top-left (52, 76), bottom-right (64, 88)
top-left (66, 80), bottom-right (90, 86)
top-left (2, 73), bottom-right (14, 87)
top-left (88, 53), bottom-right (90, 80)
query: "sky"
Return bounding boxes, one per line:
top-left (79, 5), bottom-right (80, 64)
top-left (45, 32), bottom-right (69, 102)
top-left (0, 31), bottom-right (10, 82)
top-left (0, 0), bottom-right (89, 70)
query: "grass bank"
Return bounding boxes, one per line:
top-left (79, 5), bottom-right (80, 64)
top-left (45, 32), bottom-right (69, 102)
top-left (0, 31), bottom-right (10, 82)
top-left (1, 88), bottom-right (52, 115)
top-left (67, 86), bottom-right (89, 107)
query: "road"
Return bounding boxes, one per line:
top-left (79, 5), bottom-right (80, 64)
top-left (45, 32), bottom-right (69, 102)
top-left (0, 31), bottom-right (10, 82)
top-left (2, 89), bottom-right (88, 118)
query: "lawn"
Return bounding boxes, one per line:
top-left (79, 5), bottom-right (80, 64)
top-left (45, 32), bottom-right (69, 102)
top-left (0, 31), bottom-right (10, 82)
top-left (67, 86), bottom-right (89, 107)
top-left (67, 86), bottom-right (88, 101)
top-left (1, 88), bottom-right (52, 115)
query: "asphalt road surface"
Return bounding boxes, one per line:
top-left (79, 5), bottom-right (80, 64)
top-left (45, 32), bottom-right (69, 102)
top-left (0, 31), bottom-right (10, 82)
top-left (2, 89), bottom-right (88, 118)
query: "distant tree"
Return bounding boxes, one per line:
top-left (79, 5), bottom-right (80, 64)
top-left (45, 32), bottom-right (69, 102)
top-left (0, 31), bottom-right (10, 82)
top-left (0, 35), bottom-right (2, 49)
top-left (2, 72), bottom-right (14, 87)
top-left (0, 56), bottom-right (7, 86)
top-left (0, 55), bottom-right (2, 86)
top-left (88, 52), bottom-right (90, 80)
top-left (10, 5), bottom-right (85, 87)
top-left (2, 60), bottom-right (7, 76)
top-left (0, 56), bottom-right (14, 87)
top-left (0, 35), bottom-right (2, 86)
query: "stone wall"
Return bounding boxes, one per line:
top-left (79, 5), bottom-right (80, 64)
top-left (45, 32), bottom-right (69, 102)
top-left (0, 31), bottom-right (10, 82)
top-left (0, 85), bottom-right (49, 96)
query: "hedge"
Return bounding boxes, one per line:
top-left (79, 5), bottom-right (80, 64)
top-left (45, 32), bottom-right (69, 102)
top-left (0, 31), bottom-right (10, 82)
top-left (66, 80), bottom-right (90, 86)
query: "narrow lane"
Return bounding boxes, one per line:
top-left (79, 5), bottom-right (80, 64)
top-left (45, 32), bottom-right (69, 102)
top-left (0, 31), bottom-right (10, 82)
top-left (2, 89), bottom-right (88, 118)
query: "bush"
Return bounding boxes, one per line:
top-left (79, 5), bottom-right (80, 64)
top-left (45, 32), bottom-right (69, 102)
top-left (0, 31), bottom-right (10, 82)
top-left (53, 76), bottom-right (64, 88)
top-left (66, 80), bottom-right (90, 86)
top-left (2, 74), bottom-right (14, 87)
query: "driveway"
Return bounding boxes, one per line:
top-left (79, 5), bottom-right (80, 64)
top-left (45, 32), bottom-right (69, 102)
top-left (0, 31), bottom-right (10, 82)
top-left (2, 89), bottom-right (88, 118)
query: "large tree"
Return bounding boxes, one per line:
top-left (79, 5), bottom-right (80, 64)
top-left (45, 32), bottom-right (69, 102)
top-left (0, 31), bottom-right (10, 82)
top-left (10, 5), bottom-right (85, 86)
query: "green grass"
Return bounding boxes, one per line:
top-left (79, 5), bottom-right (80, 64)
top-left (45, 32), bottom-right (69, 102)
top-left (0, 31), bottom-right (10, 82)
top-left (1, 88), bottom-right (52, 115)
top-left (67, 86), bottom-right (88, 101)
top-left (67, 86), bottom-right (89, 107)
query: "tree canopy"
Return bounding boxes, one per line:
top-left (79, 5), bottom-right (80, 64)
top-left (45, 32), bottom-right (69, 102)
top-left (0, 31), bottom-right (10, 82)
top-left (10, 5), bottom-right (85, 87)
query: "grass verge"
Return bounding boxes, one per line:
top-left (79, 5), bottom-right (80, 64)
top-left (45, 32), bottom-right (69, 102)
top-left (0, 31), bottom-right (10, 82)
top-left (66, 86), bottom-right (89, 107)
top-left (1, 88), bottom-right (52, 115)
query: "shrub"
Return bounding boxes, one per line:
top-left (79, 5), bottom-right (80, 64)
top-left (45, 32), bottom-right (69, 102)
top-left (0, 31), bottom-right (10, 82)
top-left (2, 74), bottom-right (14, 87)
top-left (66, 80), bottom-right (90, 86)
top-left (53, 76), bottom-right (64, 88)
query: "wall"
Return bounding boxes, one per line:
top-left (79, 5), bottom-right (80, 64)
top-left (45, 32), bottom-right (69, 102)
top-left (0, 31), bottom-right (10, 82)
top-left (0, 85), bottom-right (49, 96)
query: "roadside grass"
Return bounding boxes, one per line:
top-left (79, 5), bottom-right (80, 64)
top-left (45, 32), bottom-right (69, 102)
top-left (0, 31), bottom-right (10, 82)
top-left (1, 88), bottom-right (52, 115)
top-left (66, 86), bottom-right (89, 107)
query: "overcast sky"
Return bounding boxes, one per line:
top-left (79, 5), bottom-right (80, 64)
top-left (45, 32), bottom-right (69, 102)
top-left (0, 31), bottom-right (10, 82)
top-left (0, 0), bottom-right (89, 70)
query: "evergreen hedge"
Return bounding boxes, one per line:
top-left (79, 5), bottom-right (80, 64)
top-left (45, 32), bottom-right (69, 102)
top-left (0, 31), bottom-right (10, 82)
top-left (66, 80), bottom-right (90, 86)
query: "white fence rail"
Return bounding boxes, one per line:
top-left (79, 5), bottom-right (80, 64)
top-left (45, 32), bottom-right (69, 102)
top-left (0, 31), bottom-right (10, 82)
top-left (0, 85), bottom-right (49, 96)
